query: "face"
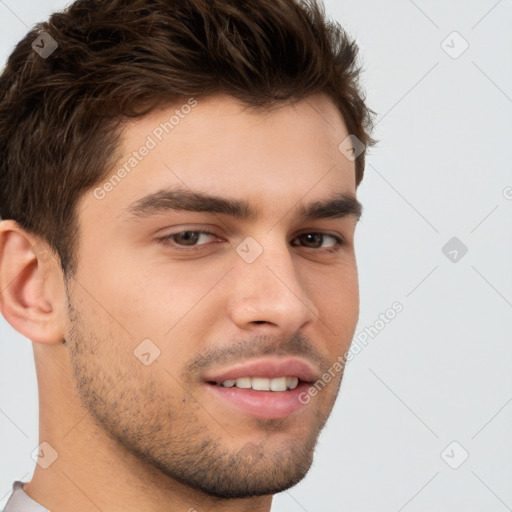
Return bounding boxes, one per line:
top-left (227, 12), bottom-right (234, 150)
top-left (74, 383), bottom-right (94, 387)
top-left (65, 93), bottom-right (360, 498)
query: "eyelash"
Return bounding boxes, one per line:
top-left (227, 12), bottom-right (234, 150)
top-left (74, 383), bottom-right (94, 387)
top-left (156, 230), bottom-right (346, 253)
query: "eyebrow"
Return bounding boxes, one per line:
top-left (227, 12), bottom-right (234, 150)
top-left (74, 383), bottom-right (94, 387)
top-left (121, 187), bottom-right (362, 223)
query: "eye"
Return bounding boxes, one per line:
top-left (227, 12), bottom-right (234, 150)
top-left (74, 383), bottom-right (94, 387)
top-left (291, 233), bottom-right (345, 251)
top-left (156, 230), bottom-right (345, 253)
top-left (157, 230), bottom-right (219, 248)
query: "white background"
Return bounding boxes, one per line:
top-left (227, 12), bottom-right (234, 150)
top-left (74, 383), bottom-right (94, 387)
top-left (1, 1), bottom-right (511, 510)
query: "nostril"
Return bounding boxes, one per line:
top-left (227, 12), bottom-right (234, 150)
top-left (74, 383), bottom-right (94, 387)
top-left (251, 320), bottom-right (278, 326)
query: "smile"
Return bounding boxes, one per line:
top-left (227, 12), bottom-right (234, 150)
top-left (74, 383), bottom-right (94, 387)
top-left (203, 357), bottom-right (319, 419)
top-left (212, 376), bottom-right (300, 391)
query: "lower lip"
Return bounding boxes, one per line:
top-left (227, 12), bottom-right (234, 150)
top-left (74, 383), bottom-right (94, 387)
top-left (205, 382), bottom-right (311, 420)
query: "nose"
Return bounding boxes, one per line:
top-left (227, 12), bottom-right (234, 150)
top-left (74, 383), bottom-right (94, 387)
top-left (227, 240), bottom-right (318, 335)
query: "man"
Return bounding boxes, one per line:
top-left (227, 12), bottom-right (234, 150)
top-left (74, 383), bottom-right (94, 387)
top-left (0, 0), bottom-right (375, 510)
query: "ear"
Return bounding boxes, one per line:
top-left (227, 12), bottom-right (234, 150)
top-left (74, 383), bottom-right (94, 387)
top-left (0, 220), bottom-right (66, 344)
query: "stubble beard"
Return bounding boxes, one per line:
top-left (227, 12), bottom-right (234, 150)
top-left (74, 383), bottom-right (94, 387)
top-left (64, 291), bottom-right (337, 499)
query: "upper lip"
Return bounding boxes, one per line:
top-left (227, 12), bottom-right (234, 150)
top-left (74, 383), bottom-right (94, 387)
top-left (203, 357), bottom-right (320, 384)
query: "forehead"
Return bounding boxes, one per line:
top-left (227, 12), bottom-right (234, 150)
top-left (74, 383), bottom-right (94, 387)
top-left (80, 93), bottom-right (356, 225)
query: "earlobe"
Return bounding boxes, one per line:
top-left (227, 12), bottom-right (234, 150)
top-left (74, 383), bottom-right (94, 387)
top-left (0, 220), bottom-right (66, 345)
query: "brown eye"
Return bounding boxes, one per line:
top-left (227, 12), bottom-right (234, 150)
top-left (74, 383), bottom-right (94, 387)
top-left (171, 231), bottom-right (201, 246)
top-left (297, 233), bottom-right (322, 248)
top-left (292, 233), bottom-right (343, 250)
top-left (157, 230), bottom-right (218, 248)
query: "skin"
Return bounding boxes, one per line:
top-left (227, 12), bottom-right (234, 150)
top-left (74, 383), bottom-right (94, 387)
top-left (0, 93), bottom-right (360, 512)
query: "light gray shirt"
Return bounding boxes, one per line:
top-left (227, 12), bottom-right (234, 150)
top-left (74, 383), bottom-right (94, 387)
top-left (3, 482), bottom-right (49, 512)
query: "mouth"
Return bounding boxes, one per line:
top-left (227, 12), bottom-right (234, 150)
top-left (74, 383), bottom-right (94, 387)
top-left (208, 376), bottom-right (301, 391)
top-left (202, 358), bottom-right (319, 420)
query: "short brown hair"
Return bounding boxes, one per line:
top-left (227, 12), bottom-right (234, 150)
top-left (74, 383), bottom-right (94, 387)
top-left (0, 0), bottom-right (376, 276)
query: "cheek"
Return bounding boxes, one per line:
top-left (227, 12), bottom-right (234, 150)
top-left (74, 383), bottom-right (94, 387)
top-left (87, 252), bottom-right (229, 342)
top-left (65, 293), bottom-right (136, 414)
top-left (311, 266), bottom-right (358, 413)
top-left (305, 260), bottom-right (359, 347)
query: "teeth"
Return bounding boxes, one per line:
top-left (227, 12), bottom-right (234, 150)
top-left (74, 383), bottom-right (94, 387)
top-left (286, 377), bottom-right (299, 390)
top-left (252, 377), bottom-right (270, 391)
top-left (218, 376), bottom-right (300, 391)
top-left (235, 377), bottom-right (251, 389)
top-left (270, 377), bottom-right (287, 391)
